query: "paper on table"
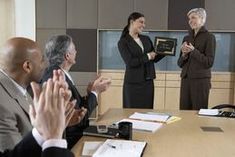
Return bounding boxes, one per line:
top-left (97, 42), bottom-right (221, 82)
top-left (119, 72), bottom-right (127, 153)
top-left (82, 141), bottom-right (103, 157)
top-left (129, 112), bottom-right (170, 123)
top-left (93, 139), bottom-right (147, 157)
top-left (118, 118), bottom-right (163, 133)
top-left (198, 109), bottom-right (219, 116)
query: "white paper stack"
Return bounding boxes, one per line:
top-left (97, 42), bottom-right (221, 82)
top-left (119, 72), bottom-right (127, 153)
top-left (198, 109), bottom-right (219, 116)
top-left (118, 118), bottom-right (163, 133)
top-left (129, 112), bottom-right (170, 123)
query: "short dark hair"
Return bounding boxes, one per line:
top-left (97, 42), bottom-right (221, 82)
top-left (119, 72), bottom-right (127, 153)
top-left (45, 35), bottom-right (72, 66)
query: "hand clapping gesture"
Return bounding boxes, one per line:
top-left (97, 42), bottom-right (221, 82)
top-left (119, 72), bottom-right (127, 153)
top-left (181, 42), bottom-right (195, 56)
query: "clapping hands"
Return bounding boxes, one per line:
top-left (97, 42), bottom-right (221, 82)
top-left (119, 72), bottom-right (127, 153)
top-left (181, 42), bottom-right (195, 56)
top-left (87, 75), bottom-right (112, 94)
top-left (29, 70), bottom-right (79, 140)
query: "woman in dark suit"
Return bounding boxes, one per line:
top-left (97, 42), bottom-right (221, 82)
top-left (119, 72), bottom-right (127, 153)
top-left (177, 8), bottom-right (216, 110)
top-left (118, 12), bottom-right (164, 109)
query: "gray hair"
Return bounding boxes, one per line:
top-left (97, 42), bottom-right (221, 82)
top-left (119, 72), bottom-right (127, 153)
top-left (45, 35), bottom-right (72, 66)
top-left (187, 8), bottom-right (207, 25)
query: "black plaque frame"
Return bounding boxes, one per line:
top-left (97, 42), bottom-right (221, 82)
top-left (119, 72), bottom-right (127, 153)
top-left (154, 37), bottom-right (177, 56)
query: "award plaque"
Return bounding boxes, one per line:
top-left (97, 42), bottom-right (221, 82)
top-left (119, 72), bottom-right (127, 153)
top-left (154, 37), bottom-right (177, 56)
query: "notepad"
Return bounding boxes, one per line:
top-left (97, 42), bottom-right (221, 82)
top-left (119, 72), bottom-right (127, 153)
top-left (93, 139), bottom-right (147, 157)
top-left (198, 109), bottom-right (219, 116)
top-left (118, 118), bottom-right (163, 133)
top-left (129, 112), bottom-right (170, 123)
top-left (82, 141), bottom-right (103, 157)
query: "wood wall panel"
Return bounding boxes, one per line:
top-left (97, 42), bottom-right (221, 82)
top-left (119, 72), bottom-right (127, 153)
top-left (67, 0), bottom-right (98, 29)
top-left (66, 29), bottom-right (97, 72)
top-left (205, 0), bottom-right (235, 30)
top-left (168, 0), bottom-right (205, 30)
top-left (134, 0), bottom-right (168, 29)
top-left (36, 29), bottom-right (66, 50)
top-left (98, 0), bottom-right (134, 29)
top-left (98, 70), bottom-right (234, 114)
top-left (154, 87), bottom-right (165, 110)
top-left (36, 0), bottom-right (66, 28)
top-left (98, 86), bottom-right (123, 115)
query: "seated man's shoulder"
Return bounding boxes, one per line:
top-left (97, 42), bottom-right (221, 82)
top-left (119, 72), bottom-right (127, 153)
top-left (41, 66), bottom-right (57, 83)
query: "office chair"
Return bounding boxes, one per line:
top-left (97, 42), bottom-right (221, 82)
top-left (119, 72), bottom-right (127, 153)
top-left (211, 104), bottom-right (235, 118)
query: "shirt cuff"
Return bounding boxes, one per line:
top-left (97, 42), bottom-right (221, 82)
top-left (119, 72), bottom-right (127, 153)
top-left (42, 139), bottom-right (67, 151)
top-left (182, 54), bottom-right (188, 59)
top-left (32, 128), bottom-right (45, 147)
top-left (91, 91), bottom-right (98, 98)
top-left (147, 53), bottom-right (151, 60)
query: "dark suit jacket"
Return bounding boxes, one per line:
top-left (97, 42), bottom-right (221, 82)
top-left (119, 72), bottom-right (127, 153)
top-left (41, 65), bottom-right (97, 116)
top-left (0, 132), bottom-right (74, 157)
top-left (118, 34), bottom-right (164, 83)
top-left (177, 26), bottom-right (216, 79)
top-left (41, 65), bottom-right (97, 148)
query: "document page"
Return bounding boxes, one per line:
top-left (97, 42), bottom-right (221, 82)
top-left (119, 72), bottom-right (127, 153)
top-left (198, 109), bottom-right (219, 116)
top-left (93, 139), bottom-right (147, 157)
top-left (82, 141), bottom-right (103, 157)
top-left (129, 112), bottom-right (170, 122)
top-left (118, 118), bottom-right (163, 133)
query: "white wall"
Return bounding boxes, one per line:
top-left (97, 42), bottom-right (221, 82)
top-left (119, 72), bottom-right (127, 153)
top-left (15, 0), bottom-right (35, 40)
top-left (0, 0), bottom-right (15, 47)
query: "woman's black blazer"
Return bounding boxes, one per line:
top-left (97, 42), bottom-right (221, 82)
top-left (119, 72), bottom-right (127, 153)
top-left (118, 34), bottom-right (164, 83)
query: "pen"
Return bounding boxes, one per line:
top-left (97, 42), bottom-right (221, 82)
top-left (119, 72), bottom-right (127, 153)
top-left (147, 112), bottom-right (171, 117)
top-left (107, 143), bottom-right (116, 149)
top-left (129, 118), bottom-right (167, 123)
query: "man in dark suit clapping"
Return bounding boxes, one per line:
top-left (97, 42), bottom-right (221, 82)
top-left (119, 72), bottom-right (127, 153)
top-left (41, 35), bottom-right (111, 148)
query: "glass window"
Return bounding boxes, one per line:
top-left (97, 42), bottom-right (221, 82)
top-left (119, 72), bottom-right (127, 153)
top-left (99, 30), bottom-right (235, 72)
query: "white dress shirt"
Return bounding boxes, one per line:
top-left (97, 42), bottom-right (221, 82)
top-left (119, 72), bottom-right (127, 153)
top-left (0, 69), bottom-right (27, 97)
top-left (32, 128), bottom-right (67, 150)
top-left (61, 68), bottom-right (98, 98)
top-left (134, 38), bottom-right (152, 60)
top-left (134, 37), bottom-right (144, 52)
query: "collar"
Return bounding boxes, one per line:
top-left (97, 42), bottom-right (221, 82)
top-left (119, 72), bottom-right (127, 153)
top-left (126, 33), bottom-right (142, 40)
top-left (0, 69), bottom-right (27, 96)
top-left (60, 68), bottom-right (75, 85)
top-left (189, 26), bottom-right (208, 37)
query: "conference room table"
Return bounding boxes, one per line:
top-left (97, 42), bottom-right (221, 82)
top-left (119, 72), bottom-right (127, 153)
top-left (71, 108), bottom-right (235, 157)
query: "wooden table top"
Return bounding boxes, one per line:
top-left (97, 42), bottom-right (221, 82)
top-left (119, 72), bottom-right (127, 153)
top-left (72, 108), bottom-right (235, 157)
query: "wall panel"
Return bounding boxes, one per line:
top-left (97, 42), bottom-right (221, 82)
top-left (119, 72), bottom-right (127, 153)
top-left (205, 0), bottom-right (235, 30)
top-left (168, 0), bottom-right (204, 30)
top-left (98, 70), bottom-right (234, 114)
top-left (0, 0), bottom-right (15, 47)
top-left (67, 0), bottom-right (98, 29)
top-left (98, 0), bottom-right (134, 29)
top-left (36, 0), bottom-right (66, 28)
top-left (36, 29), bottom-right (66, 50)
top-left (134, 0), bottom-right (168, 30)
top-left (66, 29), bottom-right (97, 72)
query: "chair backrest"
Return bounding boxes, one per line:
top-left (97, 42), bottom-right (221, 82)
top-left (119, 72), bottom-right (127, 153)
top-left (211, 104), bottom-right (235, 118)
top-left (211, 104), bottom-right (235, 110)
